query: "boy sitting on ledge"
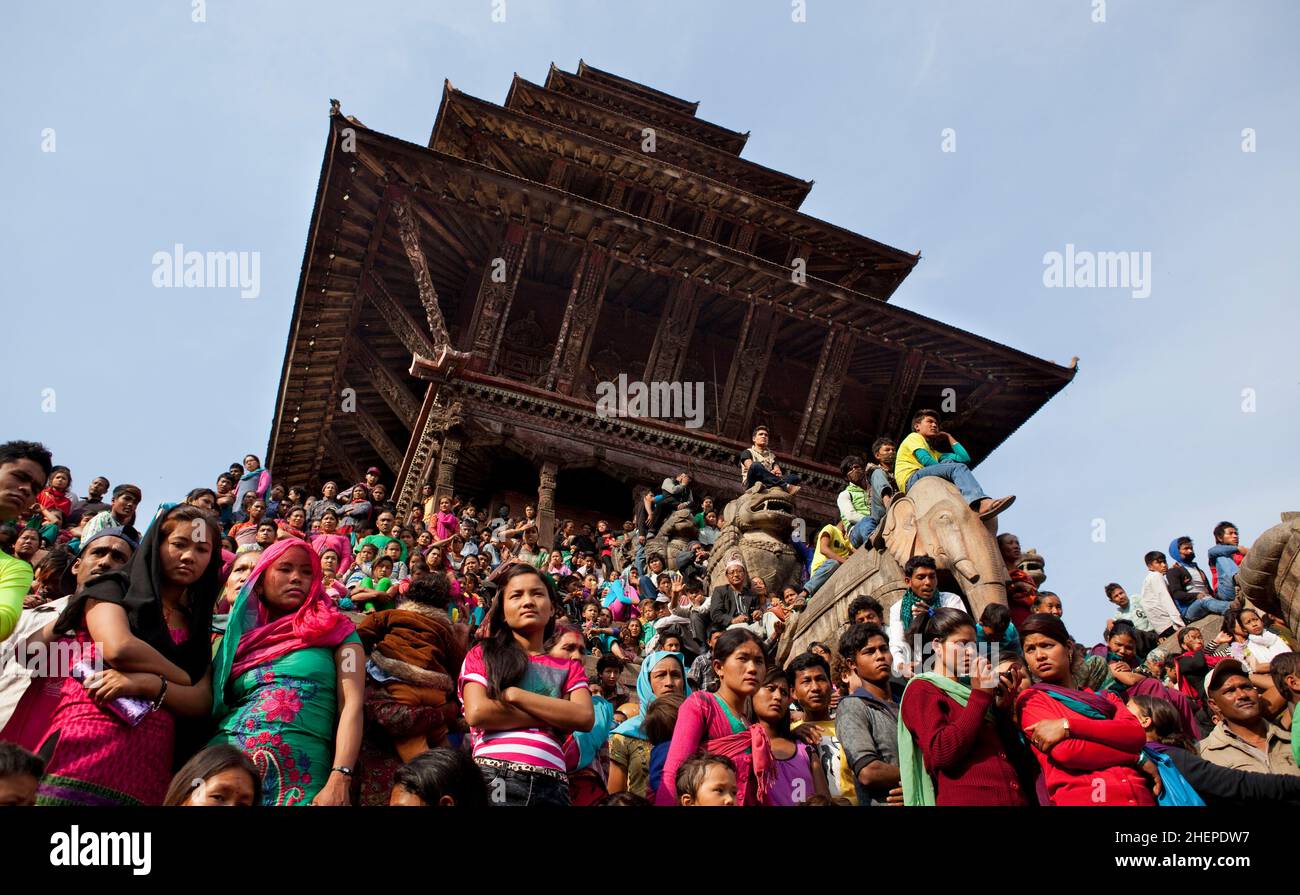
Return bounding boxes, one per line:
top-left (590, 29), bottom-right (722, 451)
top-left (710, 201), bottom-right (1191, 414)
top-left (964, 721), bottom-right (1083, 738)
top-left (891, 409), bottom-right (1014, 520)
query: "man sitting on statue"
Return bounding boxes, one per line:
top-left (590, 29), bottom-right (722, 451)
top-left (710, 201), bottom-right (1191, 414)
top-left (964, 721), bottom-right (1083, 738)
top-left (838, 438), bottom-right (897, 550)
top-left (892, 409), bottom-right (1014, 519)
top-left (739, 425), bottom-right (801, 494)
top-left (640, 472), bottom-right (696, 538)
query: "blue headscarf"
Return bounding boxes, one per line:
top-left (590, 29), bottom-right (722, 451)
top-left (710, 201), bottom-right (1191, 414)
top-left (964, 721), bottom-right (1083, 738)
top-left (574, 695), bottom-right (616, 770)
top-left (611, 650), bottom-right (692, 741)
top-left (1168, 536), bottom-right (1201, 570)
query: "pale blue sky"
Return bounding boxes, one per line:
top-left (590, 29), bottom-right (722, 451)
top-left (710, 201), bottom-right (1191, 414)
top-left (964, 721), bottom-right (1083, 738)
top-left (5, 0), bottom-right (1297, 641)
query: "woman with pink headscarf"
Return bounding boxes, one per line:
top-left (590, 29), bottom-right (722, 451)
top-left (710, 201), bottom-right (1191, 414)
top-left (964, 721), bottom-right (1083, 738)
top-left (210, 539), bottom-right (364, 806)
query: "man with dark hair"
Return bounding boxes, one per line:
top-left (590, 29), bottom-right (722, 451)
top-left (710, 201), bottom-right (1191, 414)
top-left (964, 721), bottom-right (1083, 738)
top-left (788, 651), bottom-right (857, 804)
top-left (1166, 535), bottom-right (1230, 622)
top-left (1139, 550), bottom-right (1183, 639)
top-left (0, 441), bottom-right (55, 643)
top-left (641, 472), bottom-right (695, 537)
top-left (1201, 660), bottom-right (1298, 776)
top-left (688, 624), bottom-right (726, 692)
top-left (1208, 521), bottom-right (1248, 602)
top-left (71, 475), bottom-right (111, 524)
top-left (1, 525), bottom-right (138, 738)
top-left (835, 623), bottom-right (904, 806)
top-left (887, 555), bottom-right (964, 677)
top-left (848, 594), bottom-right (885, 627)
top-left (739, 425), bottom-right (800, 493)
top-left (79, 483), bottom-right (142, 546)
top-left (891, 409), bottom-right (1013, 520)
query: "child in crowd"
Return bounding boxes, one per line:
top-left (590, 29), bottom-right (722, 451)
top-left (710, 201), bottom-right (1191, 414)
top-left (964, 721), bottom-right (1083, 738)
top-left (1032, 591), bottom-right (1063, 617)
top-left (675, 752), bottom-right (738, 807)
top-left (835, 623), bottom-right (904, 806)
top-left (643, 692), bottom-right (685, 796)
top-left (0, 742), bottom-right (43, 807)
top-left (977, 603), bottom-right (1021, 658)
top-left (753, 667), bottom-right (828, 805)
top-left (383, 540), bottom-right (410, 582)
top-left (346, 543), bottom-right (379, 589)
top-left (1139, 551), bottom-right (1183, 639)
top-left (1270, 652), bottom-right (1300, 770)
top-left (388, 748), bottom-right (489, 807)
top-left (162, 745), bottom-right (261, 807)
top-left (357, 574), bottom-right (465, 762)
top-left (353, 555), bottom-right (397, 612)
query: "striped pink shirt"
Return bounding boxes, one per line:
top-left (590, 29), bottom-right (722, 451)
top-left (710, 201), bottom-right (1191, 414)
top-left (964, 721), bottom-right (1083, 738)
top-left (458, 643), bottom-right (589, 773)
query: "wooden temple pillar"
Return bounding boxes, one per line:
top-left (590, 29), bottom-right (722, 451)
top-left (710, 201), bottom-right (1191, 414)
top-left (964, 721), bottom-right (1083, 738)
top-left (719, 305), bottom-right (781, 440)
top-left (546, 248), bottom-right (611, 395)
top-left (433, 432), bottom-right (462, 506)
top-left (536, 460), bottom-right (559, 549)
top-left (793, 327), bottom-right (853, 457)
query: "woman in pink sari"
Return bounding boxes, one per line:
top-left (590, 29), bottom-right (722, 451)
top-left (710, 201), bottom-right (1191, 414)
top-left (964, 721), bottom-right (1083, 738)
top-left (210, 539), bottom-right (364, 805)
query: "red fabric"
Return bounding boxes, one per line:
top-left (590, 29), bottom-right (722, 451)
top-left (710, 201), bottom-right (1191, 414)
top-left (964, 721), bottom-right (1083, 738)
top-left (899, 682), bottom-right (1029, 806)
top-left (37, 487), bottom-right (71, 518)
top-left (655, 691), bottom-right (755, 805)
top-left (1017, 688), bottom-right (1156, 806)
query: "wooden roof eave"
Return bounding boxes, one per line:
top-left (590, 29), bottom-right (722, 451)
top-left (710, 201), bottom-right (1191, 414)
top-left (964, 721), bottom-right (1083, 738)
top-left (350, 124), bottom-right (1075, 390)
top-left (575, 60), bottom-right (700, 116)
top-left (267, 107), bottom-right (346, 471)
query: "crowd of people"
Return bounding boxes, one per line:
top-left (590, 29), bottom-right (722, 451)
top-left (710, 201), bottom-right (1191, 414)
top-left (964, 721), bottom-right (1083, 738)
top-left (0, 408), bottom-right (1296, 807)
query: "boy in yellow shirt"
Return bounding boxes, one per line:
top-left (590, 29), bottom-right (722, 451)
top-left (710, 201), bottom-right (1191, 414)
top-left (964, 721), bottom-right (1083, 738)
top-left (892, 409), bottom-right (1014, 520)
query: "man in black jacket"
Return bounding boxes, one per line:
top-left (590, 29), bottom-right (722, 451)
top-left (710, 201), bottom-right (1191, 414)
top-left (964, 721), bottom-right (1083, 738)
top-left (709, 557), bottom-right (761, 631)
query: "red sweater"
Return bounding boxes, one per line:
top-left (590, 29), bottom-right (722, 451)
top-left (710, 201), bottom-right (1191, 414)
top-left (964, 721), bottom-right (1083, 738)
top-left (1018, 689), bottom-right (1156, 806)
top-left (900, 681), bottom-right (1030, 806)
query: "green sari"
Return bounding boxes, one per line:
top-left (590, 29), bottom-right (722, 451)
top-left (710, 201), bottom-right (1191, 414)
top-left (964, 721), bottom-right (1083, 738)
top-left (209, 633), bottom-right (360, 806)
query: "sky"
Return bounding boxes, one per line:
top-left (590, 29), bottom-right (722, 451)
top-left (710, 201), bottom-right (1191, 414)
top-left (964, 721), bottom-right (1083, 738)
top-left (5, 0), bottom-right (1298, 641)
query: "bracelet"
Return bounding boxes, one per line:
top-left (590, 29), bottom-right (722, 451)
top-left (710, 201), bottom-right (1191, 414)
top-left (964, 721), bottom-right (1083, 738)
top-left (150, 675), bottom-right (168, 711)
top-left (331, 766), bottom-right (353, 777)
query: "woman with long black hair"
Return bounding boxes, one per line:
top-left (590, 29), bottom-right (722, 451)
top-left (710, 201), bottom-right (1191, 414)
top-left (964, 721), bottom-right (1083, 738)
top-left (458, 563), bottom-right (594, 806)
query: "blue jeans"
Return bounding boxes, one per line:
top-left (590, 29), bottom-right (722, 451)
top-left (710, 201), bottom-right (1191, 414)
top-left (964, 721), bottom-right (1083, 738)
top-left (804, 558), bottom-right (840, 597)
top-left (478, 762), bottom-right (571, 807)
top-left (1182, 596), bottom-right (1232, 622)
top-left (906, 462), bottom-right (987, 507)
top-left (849, 515), bottom-right (879, 548)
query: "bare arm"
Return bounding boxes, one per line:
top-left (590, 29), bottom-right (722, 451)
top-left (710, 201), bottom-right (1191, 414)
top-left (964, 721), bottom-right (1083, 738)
top-left (462, 680), bottom-right (547, 731)
top-left (503, 684), bottom-right (594, 733)
top-left (85, 599), bottom-right (192, 685)
top-left (312, 642), bottom-right (365, 806)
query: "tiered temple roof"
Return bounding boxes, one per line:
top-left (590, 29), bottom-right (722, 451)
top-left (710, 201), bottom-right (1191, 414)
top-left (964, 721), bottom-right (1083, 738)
top-left (267, 62), bottom-right (1075, 533)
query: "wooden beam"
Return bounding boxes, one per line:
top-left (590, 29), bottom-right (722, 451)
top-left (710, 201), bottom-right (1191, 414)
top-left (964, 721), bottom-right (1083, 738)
top-left (349, 401), bottom-right (404, 472)
top-left (362, 271), bottom-right (440, 359)
top-left (877, 349), bottom-right (927, 441)
top-left (348, 336), bottom-right (420, 430)
top-left (546, 247), bottom-right (612, 395)
top-left (467, 223), bottom-right (529, 372)
top-left (720, 305), bottom-right (781, 439)
top-left (391, 191), bottom-right (461, 355)
top-left (793, 327), bottom-right (854, 457)
top-left (643, 280), bottom-right (700, 383)
top-left (324, 430), bottom-right (362, 485)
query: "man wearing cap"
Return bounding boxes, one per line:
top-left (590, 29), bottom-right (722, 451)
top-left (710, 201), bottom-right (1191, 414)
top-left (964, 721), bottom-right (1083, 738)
top-left (739, 426), bottom-right (801, 493)
top-left (0, 525), bottom-right (139, 741)
top-left (709, 557), bottom-right (761, 631)
top-left (78, 483), bottom-right (142, 547)
top-left (1200, 659), bottom-right (1298, 777)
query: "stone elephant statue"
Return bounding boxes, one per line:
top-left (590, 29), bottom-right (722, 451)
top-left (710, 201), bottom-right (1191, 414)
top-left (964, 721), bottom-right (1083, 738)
top-left (777, 477), bottom-right (1008, 666)
top-left (1236, 511), bottom-right (1300, 633)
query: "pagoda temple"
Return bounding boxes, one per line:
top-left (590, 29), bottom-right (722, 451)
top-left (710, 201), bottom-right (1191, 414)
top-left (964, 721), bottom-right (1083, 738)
top-left (266, 61), bottom-right (1076, 543)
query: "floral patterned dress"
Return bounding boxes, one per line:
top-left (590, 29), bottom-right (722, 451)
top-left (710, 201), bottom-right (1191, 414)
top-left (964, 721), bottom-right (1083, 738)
top-left (210, 632), bottom-right (360, 806)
